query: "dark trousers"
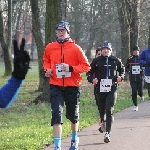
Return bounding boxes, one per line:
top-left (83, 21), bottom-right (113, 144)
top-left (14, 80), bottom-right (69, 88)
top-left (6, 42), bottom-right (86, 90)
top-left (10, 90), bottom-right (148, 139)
top-left (96, 85), bottom-right (117, 133)
top-left (130, 80), bottom-right (144, 106)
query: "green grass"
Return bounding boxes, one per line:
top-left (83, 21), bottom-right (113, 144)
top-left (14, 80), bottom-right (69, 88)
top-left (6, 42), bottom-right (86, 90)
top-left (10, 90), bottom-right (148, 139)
top-left (0, 62), bottom-right (149, 150)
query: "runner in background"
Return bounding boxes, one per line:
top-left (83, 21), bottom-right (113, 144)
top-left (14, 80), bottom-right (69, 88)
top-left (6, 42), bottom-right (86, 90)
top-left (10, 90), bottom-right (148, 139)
top-left (138, 46), bottom-right (150, 98)
top-left (125, 46), bottom-right (144, 111)
top-left (86, 42), bottom-right (125, 143)
top-left (86, 47), bottom-right (102, 131)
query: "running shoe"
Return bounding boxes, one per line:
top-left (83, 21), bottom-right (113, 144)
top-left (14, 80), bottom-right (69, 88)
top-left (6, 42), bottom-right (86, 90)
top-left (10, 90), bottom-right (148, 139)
top-left (133, 106), bottom-right (138, 111)
top-left (141, 96), bottom-right (144, 102)
top-left (69, 137), bottom-right (79, 150)
top-left (54, 146), bottom-right (61, 150)
top-left (98, 119), bottom-right (106, 133)
top-left (104, 132), bottom-right (110, 143)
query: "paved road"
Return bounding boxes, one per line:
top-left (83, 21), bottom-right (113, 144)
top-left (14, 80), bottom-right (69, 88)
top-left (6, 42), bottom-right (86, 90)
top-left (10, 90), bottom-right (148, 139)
top-left (43, 100), bottom-right (150, 150)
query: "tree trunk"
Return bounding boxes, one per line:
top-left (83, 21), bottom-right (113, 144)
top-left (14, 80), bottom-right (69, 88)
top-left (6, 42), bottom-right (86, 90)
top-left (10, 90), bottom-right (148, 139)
top-left (116, 0), bottom-right (130, 64)
top-left (7, 0), bottom-right (13, 69)
top-left (45, 0), bottom-right (61, 45)
top-left (60, 0), bottom-right (67, 21)
top-left (30, 0), bottom-right (45, 92)
top-left (129, 0), bottom-right (141, 54)
top-left (148, 27), bottom-right (150, 48)
top-left (0, 11), bottom-right (12, 76)
top-left (39, 0), bottom-right (61, 103)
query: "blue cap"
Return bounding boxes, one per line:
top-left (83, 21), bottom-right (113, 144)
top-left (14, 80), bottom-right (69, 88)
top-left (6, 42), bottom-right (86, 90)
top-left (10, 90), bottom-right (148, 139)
top-left (56, 21), bottom-right (70, 33)
top-left (101, 42), bottom-right (112, 51)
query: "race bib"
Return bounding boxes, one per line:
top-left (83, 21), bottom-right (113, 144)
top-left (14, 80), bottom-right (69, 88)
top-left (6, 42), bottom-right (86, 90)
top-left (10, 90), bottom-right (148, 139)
top-left (145, 76), bottom-right (150, 83)
top-left (132, 65), bottom-right (140, 74)
top-left (56, 64), bottom-right (71, 78)
top-left (100, 79), bottom-right (112, 92)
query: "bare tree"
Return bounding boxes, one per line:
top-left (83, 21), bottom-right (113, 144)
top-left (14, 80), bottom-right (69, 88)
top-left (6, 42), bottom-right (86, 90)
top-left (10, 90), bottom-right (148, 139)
top-left (30, 0), bottom-right (45, 92)
top-left (37, 0), bottom-right (62, 103)
top-left (115, 0), bottom-right (142, 64)
top-left (0, 1), bottom-right (12, 76)
top-left (60, 0), bottom-right (67, 21)
top-left (149, 27), bottom-right (150, 47)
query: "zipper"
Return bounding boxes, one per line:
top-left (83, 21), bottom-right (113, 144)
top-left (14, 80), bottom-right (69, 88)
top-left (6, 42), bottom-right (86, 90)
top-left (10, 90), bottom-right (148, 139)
top-left (106, 57), bottom-right (108, 79)
top-left (134, 56), bottom-right (136, 81)
top-left (60, 44), bottom-right (65, 87)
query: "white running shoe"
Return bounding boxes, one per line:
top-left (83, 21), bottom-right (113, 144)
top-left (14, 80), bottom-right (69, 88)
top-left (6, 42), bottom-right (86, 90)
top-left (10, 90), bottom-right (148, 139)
top-left (104, 132), bottom-right (110, 143)
top-left (133, 106), bottom-right (138, 111)
top-left (141, 96), bottom-right (144, 102)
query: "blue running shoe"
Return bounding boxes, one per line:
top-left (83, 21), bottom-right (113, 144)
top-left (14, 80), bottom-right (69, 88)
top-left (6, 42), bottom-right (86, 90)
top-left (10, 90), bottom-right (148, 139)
top-left (54, 146), bottom-right (61, 150)
top-left (69, 138), bottom-right (79, 150)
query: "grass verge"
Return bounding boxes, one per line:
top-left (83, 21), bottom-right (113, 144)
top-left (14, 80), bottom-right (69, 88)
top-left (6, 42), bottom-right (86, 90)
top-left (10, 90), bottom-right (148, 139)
top-left (0, 62), bottom-right (149, 150)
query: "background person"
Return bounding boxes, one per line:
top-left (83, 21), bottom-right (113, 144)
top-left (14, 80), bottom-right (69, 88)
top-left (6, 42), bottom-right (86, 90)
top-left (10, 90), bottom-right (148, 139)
top-left (0, 38), bottom-right (30, 108)
top-left (43, 21), bottom-right (90, 150)
top-left (138, 46), bottom-right (150, 97)
top-left (92, 47), bottom-right (101, 105)
top-left (86, 42), bottom-right (125, 143)
top-left (86, 47), bottom-right (102, 130)
top-left (125, 46), bottom-right (144, 111)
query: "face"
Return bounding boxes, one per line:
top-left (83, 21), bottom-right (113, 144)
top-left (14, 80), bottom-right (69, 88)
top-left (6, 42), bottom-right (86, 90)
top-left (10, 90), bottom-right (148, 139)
top-left (101, 47), bottom-right (111, 57)
top-left (96, 50), bottom-right (101, 58)
top-left (133, 50), bottom-right (139, 56)
top-left (56, 27), bottom-right (69, 40)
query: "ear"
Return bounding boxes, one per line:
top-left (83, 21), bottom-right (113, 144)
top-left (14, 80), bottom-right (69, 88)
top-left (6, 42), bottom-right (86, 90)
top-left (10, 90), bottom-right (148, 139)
top-left (20, 38), bottom-right (25, 51)
top-left (13, 39), bottom-right (19, 56)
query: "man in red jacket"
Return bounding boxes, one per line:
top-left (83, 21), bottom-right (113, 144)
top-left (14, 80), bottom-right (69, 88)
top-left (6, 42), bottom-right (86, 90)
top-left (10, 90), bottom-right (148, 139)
top-left (43, 21), bottom-right (90, 150)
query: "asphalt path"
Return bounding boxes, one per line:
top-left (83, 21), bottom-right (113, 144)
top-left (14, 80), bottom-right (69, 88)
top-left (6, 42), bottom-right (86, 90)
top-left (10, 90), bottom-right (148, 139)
top-left (42, 100), bottom-right (150, 150)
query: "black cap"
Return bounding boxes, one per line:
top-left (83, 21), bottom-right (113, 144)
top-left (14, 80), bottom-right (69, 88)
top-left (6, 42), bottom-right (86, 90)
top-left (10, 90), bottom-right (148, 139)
top-left (133, 45), bottom-right (140, 51)
top-left (56, 21), bottom-right (70, 33)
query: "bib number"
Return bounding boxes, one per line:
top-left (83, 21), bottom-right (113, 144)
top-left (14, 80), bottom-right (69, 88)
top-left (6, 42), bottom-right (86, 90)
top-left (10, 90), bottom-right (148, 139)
top-left (56, 64), bottom-right (71, 78)
top-left (145, 76), bottom-right (150, 83)
top-left (100, 79), bottom-right (112, 92)
top-left (132, 65), bottom-right (140, 74)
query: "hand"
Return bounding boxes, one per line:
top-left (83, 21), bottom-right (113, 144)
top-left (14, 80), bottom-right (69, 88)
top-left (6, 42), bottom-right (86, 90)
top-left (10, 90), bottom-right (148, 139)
top-left (45, 69), bottom-right (53, 77)
top-left (117, 76), bottom-right (122, 82)
top-left (93, 78), bottom-right (98, 85)
top-left (61, 63), bottom-right (69, 72)
top-left (12, 38), bottom-right (30, 80)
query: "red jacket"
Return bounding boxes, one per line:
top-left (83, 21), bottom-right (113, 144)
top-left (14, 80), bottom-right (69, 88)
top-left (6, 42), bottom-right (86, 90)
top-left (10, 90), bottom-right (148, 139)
top-left (43, 39), bottom-right (90, 87)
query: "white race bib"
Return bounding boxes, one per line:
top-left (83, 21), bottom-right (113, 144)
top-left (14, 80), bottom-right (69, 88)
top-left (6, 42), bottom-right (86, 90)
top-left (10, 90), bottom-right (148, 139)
top-left (56, 64), bottom-right (71, 78)
top-left (132, 65), bottom-right (140, 74)
top-left (145, 76), bottom-right (150, 83)
top-left (100, 79), bottom-right (112, 92)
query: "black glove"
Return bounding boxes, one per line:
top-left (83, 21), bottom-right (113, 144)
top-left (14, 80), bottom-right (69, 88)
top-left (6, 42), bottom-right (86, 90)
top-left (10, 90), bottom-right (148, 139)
top-left (146, 60), bottom-right (150, 66)
top-left (12, 38), bottom-right (30, 80)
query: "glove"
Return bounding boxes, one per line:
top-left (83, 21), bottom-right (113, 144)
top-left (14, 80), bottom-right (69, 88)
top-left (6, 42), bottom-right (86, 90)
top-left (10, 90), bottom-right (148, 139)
top-left (12, 38), bottom-right (30, 80)
top-left (146, 60), bottom-right (150, 66)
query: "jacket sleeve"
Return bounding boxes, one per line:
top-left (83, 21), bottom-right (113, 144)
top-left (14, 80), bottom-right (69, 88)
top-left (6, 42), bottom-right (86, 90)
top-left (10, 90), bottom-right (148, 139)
top-left (0, 76), bottom-right (23, 108)
top-left (117, 58), bottom-right (125, 80)
top-left (71, 45), bottom-right (91, 73)
top-left (43, 44), bottom-right (51, 71)
top-left (138, 51), bottom-right (146, 66)
top-left (86, 59), bottom-right (97, 83)
top-left (125, 58), bottom-right (130, 73)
